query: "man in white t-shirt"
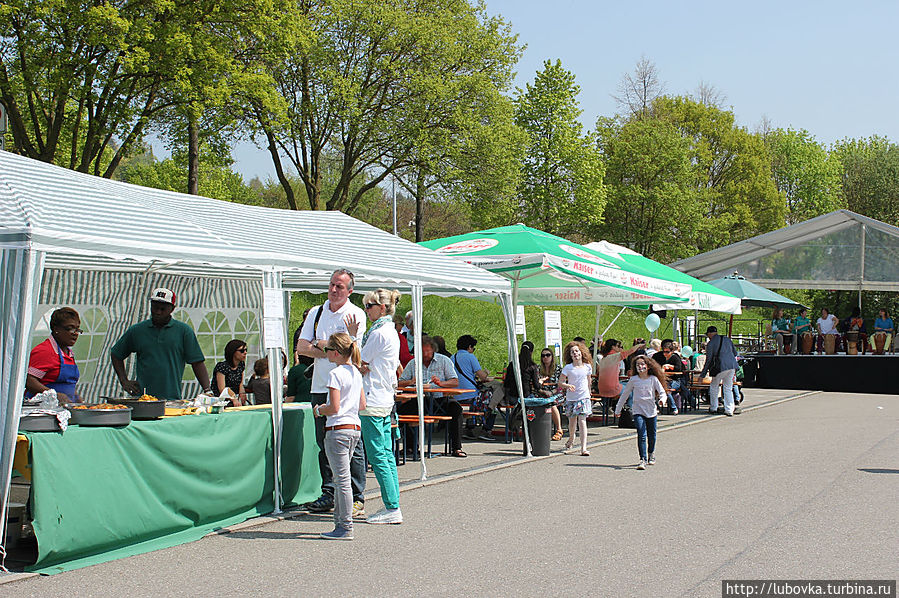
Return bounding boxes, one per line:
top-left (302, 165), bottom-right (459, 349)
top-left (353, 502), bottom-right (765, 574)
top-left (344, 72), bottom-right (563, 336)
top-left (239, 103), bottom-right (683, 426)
top-left (816, 307), bottom-right (840, 354)
top-left (296, 269), bottom-right (367, 515)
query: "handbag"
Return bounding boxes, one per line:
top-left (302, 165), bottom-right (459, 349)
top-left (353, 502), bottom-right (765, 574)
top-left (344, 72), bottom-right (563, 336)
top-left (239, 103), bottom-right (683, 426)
top-left (708, 336), bottom-right (724, 377)
top-left (618, 406), bottom-right (635, 429)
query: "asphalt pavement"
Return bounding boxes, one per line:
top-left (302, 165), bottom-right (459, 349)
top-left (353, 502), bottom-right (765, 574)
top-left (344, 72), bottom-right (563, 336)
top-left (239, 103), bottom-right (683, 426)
top-left (3, 391), bottom-right (896, 598)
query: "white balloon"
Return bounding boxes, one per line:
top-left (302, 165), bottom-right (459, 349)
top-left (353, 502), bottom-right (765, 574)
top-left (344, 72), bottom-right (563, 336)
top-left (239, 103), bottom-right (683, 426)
top-left (644, 313), bottom-right (660, 332)
top-left (681, 345), bottom-right (693, 358)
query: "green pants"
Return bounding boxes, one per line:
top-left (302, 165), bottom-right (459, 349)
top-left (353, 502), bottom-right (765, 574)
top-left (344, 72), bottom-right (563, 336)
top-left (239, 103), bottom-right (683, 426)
top-left (360, 415), bottom-right (400, 510)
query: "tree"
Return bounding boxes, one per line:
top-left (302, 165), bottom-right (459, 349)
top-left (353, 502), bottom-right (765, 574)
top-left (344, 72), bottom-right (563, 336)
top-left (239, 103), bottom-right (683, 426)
top-left (766, 128), bottom-right (844, 224)
top-left (249, 0), bottom-right (522, 215)
top-left (613, 56), bottom-right (664, 119)
top-left (514, 60), bottom-right (605, 240)
top-left (0, 0), bottom-right (293, 178)
top-left (833, 136), bottom-right (899, 226)
top-left (596, 116), bottom-right (700, 261)
top-left (653, 96), bottom-right (785, 250)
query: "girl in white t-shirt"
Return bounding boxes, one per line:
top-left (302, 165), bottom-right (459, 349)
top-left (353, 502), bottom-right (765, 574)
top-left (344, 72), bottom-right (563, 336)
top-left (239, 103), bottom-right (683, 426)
top-left (557, 341), bottom-right (593, 456)
top-left (313, 332), bottom-right (366, 540)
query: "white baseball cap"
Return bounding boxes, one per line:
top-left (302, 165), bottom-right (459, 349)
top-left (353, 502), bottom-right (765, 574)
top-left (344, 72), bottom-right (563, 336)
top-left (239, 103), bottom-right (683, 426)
top-left (149, 287), bottom-right (176, 306)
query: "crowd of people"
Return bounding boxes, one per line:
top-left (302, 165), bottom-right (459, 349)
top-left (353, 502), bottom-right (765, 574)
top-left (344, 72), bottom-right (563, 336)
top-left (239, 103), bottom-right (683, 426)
top-left (40, 269), bottom-right (886, 542)
top-left (769, 306), bottom-right (895, 355)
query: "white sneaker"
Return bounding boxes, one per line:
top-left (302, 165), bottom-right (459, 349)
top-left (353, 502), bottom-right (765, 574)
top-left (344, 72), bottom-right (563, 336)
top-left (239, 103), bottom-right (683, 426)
top-left (648, 453), bottom-right (656, 465)
top-left (637, 460), bottom-right (646, 470)
top-left (367, 507), bottom-right (403, 525)
top-left (352, 501), bottom-right (365, 519)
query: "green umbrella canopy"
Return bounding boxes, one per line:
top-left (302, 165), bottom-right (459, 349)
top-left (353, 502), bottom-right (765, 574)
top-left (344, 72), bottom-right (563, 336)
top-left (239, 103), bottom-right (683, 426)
top-left (707, 273), bottom-right (803, 310)
top-left (419, 225), bottom-right (692, 305)
top-left (584, 241), bottom-right (742, 314)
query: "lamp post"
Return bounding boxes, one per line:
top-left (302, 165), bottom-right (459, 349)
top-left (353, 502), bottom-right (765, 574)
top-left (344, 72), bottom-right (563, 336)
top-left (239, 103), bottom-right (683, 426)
top-left (0, 100), bottom-right (8, 151)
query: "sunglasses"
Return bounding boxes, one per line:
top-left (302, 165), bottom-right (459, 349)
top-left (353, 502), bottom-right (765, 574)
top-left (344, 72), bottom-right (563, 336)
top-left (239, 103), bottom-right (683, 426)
top-left (61, 326), bottom-right (84, 334)
top-left (541, 353), bottom-right (552, 358)
top-left (237, 348), bottom-right (248, 353)
top-left (323, 346), bottom-right (338, 352)
top-left (365, 303), bottom-right (380, 309)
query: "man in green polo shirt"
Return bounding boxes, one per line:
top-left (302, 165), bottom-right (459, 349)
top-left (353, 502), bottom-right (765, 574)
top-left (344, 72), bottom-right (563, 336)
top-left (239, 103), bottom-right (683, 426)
top-left (110, 287), bottom-right (211, 400)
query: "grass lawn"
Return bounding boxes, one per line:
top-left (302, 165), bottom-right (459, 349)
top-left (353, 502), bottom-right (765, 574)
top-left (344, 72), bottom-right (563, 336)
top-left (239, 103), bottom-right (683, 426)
top-left (289, 292), bottom-right (772, 372)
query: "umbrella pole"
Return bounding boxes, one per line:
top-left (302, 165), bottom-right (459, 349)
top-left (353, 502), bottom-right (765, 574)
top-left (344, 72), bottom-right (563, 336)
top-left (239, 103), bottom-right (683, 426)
top-left (728, 313), bottom-right (734, 338)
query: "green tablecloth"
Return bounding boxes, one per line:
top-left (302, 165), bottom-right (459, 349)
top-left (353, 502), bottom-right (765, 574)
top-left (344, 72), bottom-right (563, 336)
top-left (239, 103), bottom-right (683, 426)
top-left (25, 406), bottom-right (320, 574)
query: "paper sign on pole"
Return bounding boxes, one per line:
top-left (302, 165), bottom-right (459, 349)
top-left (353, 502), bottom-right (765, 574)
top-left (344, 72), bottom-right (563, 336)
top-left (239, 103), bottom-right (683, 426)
top-left (263, 317), bottom-right (286, 350)
top-left (544, 310), bottom-right (562, 358)
top-left (262, 288), bottom-right (285, 319)
top-left (515, 305), bottom-right (526, 337)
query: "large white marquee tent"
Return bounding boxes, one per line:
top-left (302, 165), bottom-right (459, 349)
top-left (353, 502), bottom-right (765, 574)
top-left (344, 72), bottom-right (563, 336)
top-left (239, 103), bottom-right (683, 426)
top-left (0, 150), bottom-right (529, 553)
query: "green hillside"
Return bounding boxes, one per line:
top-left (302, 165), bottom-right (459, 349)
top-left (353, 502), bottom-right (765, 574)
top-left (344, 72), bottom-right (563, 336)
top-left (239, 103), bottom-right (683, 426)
top-left (289, 292), bottom-right (774, 372)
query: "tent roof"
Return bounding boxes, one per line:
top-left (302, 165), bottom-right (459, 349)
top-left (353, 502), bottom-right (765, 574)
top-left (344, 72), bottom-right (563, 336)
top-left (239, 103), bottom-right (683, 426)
top-left (0, 151), bottom-right (511, 296)
top-left (670, 210), bottom-right (899, 291)
top-left (584, 241), bottom-right (742, 314)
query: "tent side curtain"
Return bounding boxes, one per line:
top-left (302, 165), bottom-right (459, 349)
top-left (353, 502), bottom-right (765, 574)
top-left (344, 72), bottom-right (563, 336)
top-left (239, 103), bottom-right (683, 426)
top-left (30, 269), bottom-right (264, 403)
top-left (1, 248), bottom-right (43, 517)
top-left (671, 210), bottom-right (899, 291)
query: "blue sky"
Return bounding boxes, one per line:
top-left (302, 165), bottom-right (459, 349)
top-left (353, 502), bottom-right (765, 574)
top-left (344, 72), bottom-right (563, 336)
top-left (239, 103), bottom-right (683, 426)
top-left (224, 0), bottom-right (899, 181)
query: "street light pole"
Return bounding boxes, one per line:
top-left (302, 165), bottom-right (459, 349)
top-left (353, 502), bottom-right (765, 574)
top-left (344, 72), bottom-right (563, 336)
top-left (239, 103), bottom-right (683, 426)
top-left (0, 100), bottom-right (8, 151)
top-left (392, 174), bottom-right (398, 236)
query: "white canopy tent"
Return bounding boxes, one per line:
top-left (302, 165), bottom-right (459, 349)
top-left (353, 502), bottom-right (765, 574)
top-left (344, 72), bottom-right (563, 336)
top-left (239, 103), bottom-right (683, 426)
top-left (670, 210), bottom-right (899, 294)
top-left (0, 151), bottom-right (531, 558)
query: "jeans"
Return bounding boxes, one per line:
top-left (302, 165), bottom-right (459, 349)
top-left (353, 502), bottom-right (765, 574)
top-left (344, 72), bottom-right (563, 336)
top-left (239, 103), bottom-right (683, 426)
top-left (669, 378), bottom-right (692, 410)
top-left (324, 429), bottom-right (361, 530)
top-left (709, 369), bottom-right (735, 414)
top-left (360, 415), bottom-right (400, 510)
top-left (311, 393), bottom-right (366, 502)
top-left (633, 414), bottom-right (657, 461)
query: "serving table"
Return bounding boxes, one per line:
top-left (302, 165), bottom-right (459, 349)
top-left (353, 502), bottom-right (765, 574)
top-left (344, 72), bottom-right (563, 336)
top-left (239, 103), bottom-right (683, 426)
top-left (19, 405), bottom-right (319, 574)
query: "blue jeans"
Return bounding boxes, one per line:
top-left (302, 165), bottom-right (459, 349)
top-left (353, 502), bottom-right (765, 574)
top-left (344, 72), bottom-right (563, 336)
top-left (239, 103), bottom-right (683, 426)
top-left (633, 414), bottom-right (657, 461)
top-left (360, 415), bottom-right (400, 510)
top-left (312, 393), bottom-right (366, 502)
top-left (670, 378), bottom-right (693, 410)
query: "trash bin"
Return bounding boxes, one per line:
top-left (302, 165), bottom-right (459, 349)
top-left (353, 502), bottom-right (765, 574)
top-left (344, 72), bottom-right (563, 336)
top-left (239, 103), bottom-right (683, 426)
top-left (521, 398), bottom-right (553, 456)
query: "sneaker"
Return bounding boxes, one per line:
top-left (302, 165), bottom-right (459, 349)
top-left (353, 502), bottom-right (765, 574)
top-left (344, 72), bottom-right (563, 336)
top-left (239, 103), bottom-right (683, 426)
top-left (367, 508), bottom-right (403, 525)
top-left (671, 409), bottom-right (679, 416)
top-left (477, 432), bottom-right (496, 442)
top-left (352, 501), bottom-right (365, 519)
top-left (733, 407), bottom-right (742, 415)
top-left (637, 460), bottom-right (646, 470)
top-left (320, 527), bottom-right (353, 541)
top-left (463, 428), bottom-right (477, 440)
top-left (648, 453), bottom-right (656, 465)
top-left (706, 409), bottom-right (717, 415)
top-left (305, 496), bottom-right (334, 513)
top-left (725, 411), bottom-right (734, 417)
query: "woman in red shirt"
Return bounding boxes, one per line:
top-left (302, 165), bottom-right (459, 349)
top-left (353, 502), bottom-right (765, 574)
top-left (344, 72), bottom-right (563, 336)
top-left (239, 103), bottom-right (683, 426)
top-left (26, 307), bottom-right (83, 404)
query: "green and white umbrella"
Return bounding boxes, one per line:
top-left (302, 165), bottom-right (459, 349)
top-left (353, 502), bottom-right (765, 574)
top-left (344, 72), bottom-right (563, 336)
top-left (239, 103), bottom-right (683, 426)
top-left (584, 241), bottom-right (742, 314)
top-left (420, 225), bottom-right (692, 305)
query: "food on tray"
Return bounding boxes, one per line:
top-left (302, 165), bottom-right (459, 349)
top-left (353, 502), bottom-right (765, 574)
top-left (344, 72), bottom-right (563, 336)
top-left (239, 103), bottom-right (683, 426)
top-left (137, 394), bottom-right (160, 401)
top-left (70, 403), bottom-right (129, 410)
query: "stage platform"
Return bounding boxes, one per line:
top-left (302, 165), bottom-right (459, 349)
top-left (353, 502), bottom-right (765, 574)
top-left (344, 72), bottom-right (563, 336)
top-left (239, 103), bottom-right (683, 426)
top-left (748, 353), bottom-right (897, 394)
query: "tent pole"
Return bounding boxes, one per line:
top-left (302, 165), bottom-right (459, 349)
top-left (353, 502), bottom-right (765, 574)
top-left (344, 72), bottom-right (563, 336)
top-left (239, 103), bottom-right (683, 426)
top-left (499, 288), bottom-right (532, 457)
top-left (263, 270), bottom-right (285, 514)
top-left (0, 248), bottom-right (45, 567)
top-left (411, 285), bottom-right (426, 480)
top-left (860, 224), bottom-right (866, 312)
top-left (600, 307), bottom-right (627, 339)
top-left (592, 305), bottom-right (602, 358)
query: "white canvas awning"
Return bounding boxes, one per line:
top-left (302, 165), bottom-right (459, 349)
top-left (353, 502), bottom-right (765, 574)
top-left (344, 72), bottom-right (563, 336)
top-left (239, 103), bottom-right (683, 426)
top-left (670, 210), bottom-right (899, 291)
top-left (0, 151), bottom-right (525, 556)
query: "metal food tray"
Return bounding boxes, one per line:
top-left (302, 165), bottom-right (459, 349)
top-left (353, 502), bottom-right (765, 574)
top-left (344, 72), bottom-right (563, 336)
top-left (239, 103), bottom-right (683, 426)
top-left (68, 406), bottom-right (132, 427)
top-left (107, 398), bottom-right (165, 420)
top-left (19, 414), bottom-right (61, 432)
